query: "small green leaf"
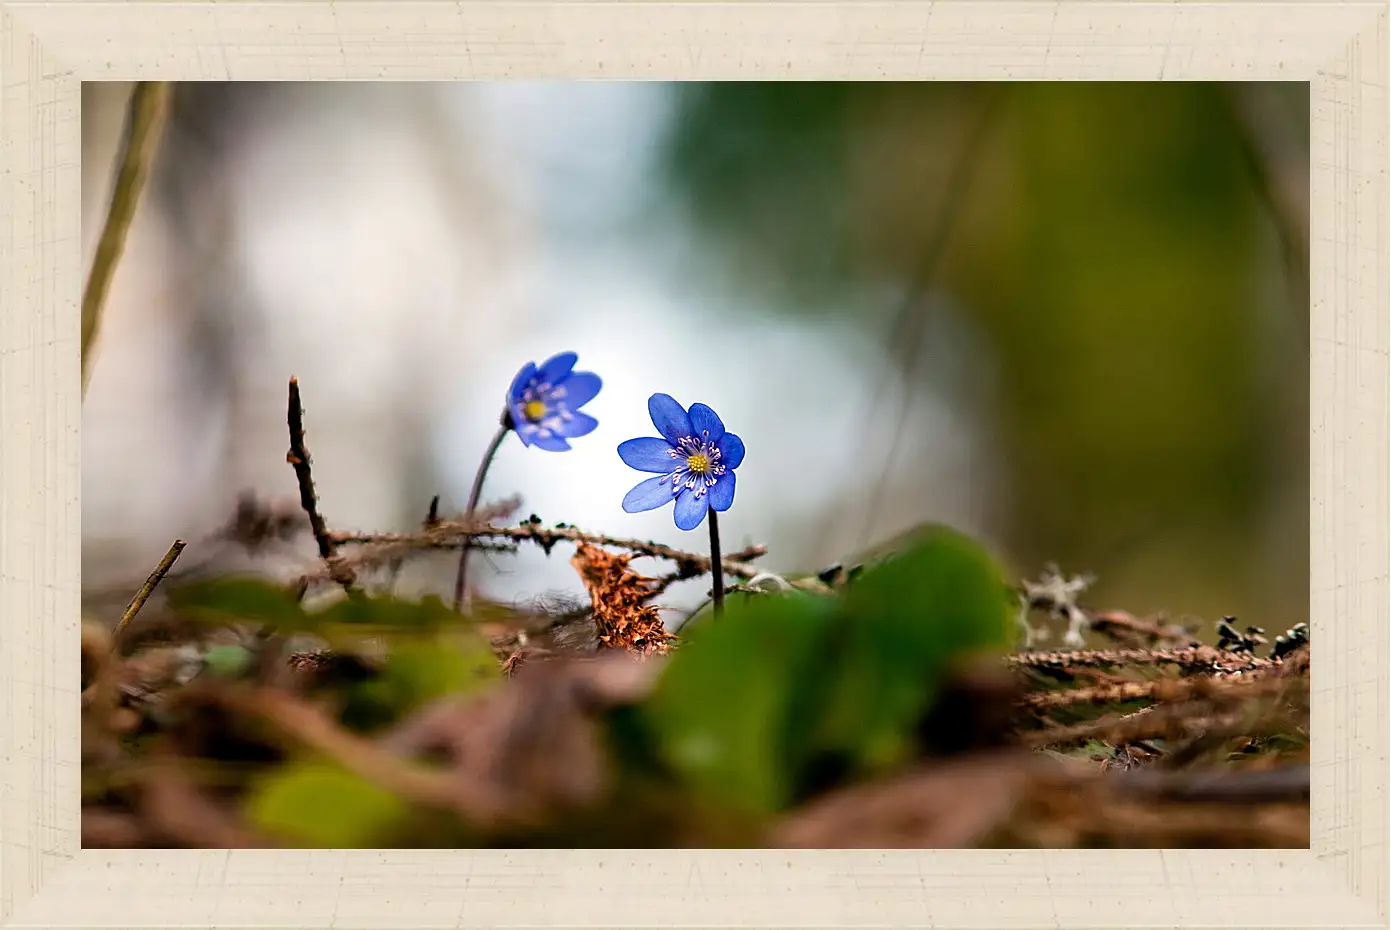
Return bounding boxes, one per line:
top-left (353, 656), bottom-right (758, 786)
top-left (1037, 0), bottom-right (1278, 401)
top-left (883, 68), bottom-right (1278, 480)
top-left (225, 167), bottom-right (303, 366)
top-left (342, 636), bottom-right (499, 731)
top-left (167, 576), bottom-right (307, 630)
top-left (383, 638), bottom-right (498, 705)
top-left (644, 591), bottom-right (836, 814)
top-left (245, 761), bottom-right (411, 847)
top-left (202, 644), bottom-right (254, 679)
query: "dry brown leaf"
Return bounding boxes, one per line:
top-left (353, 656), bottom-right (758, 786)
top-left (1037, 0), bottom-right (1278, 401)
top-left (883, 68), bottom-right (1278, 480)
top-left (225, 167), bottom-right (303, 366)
top-left (570, 543), bottom-right (676, 655)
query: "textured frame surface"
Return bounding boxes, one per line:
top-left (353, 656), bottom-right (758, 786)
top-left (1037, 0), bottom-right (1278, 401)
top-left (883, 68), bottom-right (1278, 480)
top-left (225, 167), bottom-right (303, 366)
top-left (0, 2), bottom-right (1385, 928)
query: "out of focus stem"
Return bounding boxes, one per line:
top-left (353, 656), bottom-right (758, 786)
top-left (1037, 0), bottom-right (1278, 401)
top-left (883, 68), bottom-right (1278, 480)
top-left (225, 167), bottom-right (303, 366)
top-left (82, 81), bottom-right (173, 395)
top-left (452, 413), bottom-right (512, 613)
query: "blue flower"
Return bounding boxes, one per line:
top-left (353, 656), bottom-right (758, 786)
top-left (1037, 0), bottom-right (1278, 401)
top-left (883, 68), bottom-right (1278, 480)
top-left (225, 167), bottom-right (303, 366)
top-left (618, 393), bottom-right (744, 530)
top-left (506, 351), bottom-right (603, 451)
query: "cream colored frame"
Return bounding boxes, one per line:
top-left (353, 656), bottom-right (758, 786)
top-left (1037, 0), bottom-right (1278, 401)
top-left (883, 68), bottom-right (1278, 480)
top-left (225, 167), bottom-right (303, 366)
top-left (1, 2), bottom-right (1385, 927)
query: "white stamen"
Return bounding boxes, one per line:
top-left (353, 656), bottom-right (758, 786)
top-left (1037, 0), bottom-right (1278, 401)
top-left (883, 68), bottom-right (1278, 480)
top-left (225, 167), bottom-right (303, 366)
top-left (661, 434), bottom-right (726, 500)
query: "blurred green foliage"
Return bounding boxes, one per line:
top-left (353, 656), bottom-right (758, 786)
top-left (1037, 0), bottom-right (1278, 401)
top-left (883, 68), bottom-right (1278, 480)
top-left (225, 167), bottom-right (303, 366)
top-left (168, 526), bottom-right (1013, 840)
top-left (246, 760), bottom-right (412, 847)
top-left (656, 82), bottom-right (1309, 624)
top-left (643, 525), bottom-right (1013, 813)
top-left (168, 576), bottom-right (306, 631)
top-left (202, 643), bottom-right (255, 678)
top-left (342, 636), bottom-right (498, 732)
top-left (168, 578), bottom-right (500, 729)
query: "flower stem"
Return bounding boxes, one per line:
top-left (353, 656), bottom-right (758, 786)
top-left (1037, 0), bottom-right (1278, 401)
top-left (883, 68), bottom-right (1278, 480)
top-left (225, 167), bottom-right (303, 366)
top-left (83, 81), bottom-right (173, 396)
top-left (707, 508), bottom-right (725, 618)
top-left (452, 414), bottom-right (512, 613)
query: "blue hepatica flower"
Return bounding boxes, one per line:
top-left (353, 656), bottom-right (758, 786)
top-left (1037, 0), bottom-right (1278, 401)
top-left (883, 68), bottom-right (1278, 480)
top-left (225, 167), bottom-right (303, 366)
top-left (618, 393), bottom-right (745, 531)
top-left (506, 351), bottom-right (603, 452)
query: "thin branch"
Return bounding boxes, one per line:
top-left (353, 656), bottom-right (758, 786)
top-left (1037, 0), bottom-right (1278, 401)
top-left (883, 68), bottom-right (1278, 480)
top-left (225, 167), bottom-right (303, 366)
top-left (644, 543), bottom-right (767, 599)
top-left (286, 377), bottom-right (352, 589)
top-left (329, 520), bottom-right (766, 581)
top-left (111, 539), bottom-right (186, 640)
top-left (1010, 646), bottom-right (1277, 676)
top-left (82, 81), bottom-right (173, 395)
top-left (1019, 671), bottom-right (1292, 712)
top-left (1023, 701), bottom-right (1280, 750)
top-left (87, 539), bottom-right (188, 725)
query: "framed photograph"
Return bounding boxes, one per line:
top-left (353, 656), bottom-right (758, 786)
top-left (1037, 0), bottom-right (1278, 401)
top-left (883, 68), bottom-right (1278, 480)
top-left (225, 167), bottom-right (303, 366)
top-left (2, 2), bottom-right (1385, 927)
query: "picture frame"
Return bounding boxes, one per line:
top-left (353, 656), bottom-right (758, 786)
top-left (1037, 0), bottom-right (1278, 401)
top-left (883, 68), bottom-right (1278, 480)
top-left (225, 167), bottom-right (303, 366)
top-left (1, 2), bottom-right (1384, 927)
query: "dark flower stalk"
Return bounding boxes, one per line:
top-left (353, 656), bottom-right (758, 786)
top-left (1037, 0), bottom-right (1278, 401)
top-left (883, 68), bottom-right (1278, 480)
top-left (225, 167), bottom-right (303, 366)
top-left (452, 412), bottom-right (512, 612)
top-left (707, 508), bottom-right (725, 617)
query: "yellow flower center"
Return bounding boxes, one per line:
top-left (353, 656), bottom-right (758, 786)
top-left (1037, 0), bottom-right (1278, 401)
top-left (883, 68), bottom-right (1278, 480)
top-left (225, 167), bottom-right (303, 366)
top-left (523, 400), bottom-right (547, 421)
top-left (686, 453), bottom-right (711, 474)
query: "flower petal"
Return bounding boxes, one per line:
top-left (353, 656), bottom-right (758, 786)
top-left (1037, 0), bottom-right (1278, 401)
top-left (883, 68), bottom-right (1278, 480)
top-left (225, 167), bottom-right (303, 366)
top-left (529, 432), bottom-right (571, 452)
top-left (556, 371), bottom-right (602, 409)
top-left (687, 403), bottom-right (725, 442)
top-left (672, 488), bottom-right (708, 530)
top-left (648, 393), bottom-right (692, 444)
top-left (622, 476), bottom-right (675, 513)
top-left (707, 472), bottom-right (736, 512)
top-left (618, 437), bottom-right (677, 473)
top-left (555, 411), bottom-right (598, 439)
top-left (717, 432), bottom-right (745, 470)
top-left (537, 351), bottom-right (578, 386)
top-left (508, 361), bottom-right (538, 403)
top-left (507, 403), bottom-right (529, 435)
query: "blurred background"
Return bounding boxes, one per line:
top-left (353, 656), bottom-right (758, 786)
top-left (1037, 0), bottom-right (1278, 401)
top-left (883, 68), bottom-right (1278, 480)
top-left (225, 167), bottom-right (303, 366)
top-left (81, 81), bottom-right (1309, 632)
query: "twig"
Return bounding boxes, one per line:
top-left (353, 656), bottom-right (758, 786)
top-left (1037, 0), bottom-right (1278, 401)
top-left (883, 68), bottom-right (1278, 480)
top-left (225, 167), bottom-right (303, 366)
top-left (1019, 671), bottom-right (1292, 712)
top-left (299, 496), bottom-right (523, 592)
top-left (111, 539), bottom-right (186, 640)
top-left (82, 81), bottom-right (173, 395)
top-left (86, 540), bottom-right (188, 727)
top-left (628, 544), bottom-right (771, 604)
top-left (1010, 646), bottom-right (1276, 676)
top-left (1023, 680), bottom-right (1304, 750)
top-left (286, 377), bottom-right (353, 589)
top-left (1085, 609), bottom-right (1200, 647)
top-left (329, 521), bottom-right (767, 582)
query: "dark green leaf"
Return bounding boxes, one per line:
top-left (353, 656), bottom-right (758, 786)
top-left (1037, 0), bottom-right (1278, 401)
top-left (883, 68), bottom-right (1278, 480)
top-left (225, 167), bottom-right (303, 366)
top-left (808, 525), bottom-right (1014, 773)
top-left (643, 591), bottom-right (836, 814)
